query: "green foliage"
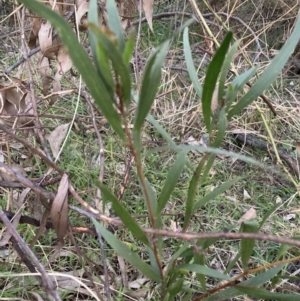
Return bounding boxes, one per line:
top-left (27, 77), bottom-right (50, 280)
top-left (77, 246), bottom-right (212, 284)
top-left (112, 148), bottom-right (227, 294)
top-left (18, 0), bottom-right (300, 299)
top-left (240, 219), bottom-right (259, 271)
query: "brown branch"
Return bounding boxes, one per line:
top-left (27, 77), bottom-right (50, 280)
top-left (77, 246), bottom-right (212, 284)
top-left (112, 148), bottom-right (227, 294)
top-left (1, 209), bottom-right (96, 235)
top-left (117, 155), bottom-right (134, 201)
top-left (70, 206), bottom-right (300, 248)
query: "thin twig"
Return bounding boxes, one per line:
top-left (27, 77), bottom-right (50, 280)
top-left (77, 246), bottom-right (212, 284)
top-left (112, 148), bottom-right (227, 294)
top-left (0, 123), bottom-right (64, 175)
top-left (0, 210), bottom-right (62, 301)
top-left (70, 206), bottom-right (300, 248)
top-left (0, 162), bottom-right (55, 202)
top-left (20, 7), bottom-right (52, 160)
top-left (117, 155), bottom-right (134, 201)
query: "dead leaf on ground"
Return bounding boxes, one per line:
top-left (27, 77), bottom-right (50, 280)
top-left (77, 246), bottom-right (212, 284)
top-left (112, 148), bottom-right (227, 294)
top-left (76, 0), bottom-right (89, 29)
top-left (46, 123), bottom-right (70, 160)
top-left (50, 173), bottom-right (69, 243)
top-left (237, 207), bottom-right (257, 224)
top-left (118, 255), bottom-right (128, 287)
top-left (283, 214), bottom-right (296, 221)
top-left (243, 189), bottom-right (251, 200)
top-left (51, 46), bottom-right (73, 104)
top-left (143, 0), bottom-right (153, 31)
top-left (0, 81), bottom-right (33, 144)
top-left (296, 142), bottom-right (300, 154)
top-left (38, 21), bottom-right (55, 59)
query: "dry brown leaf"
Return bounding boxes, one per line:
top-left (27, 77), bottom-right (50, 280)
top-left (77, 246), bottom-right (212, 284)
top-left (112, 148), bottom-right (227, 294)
top-left (46, 123), bottom-right (70, 159)
top-left (38, 21), bottom-right (55, 59)
top-left (125, 288), bottom-right (149, 298)
top-left (51, 46), bottom-right (73, 104)
top-left (143, 0), bottom-right (154, 31)
top-left (296, 142), bottom-right (300, 154)
top-left (76, 0), bottom-right (89, 29)
top-left (50, 173), bottom-right (69, 243)
top-left (237, 207), bottom-right (257, 224)
top-left (0, 84), bottom-right (33, 143)
top-left (37, 52), bottom-right (51, 95)
top-left (128, 277), bottom-right (149, 289)
top-left (28, 16), bottom-right (42, 49)
top-left (118, 255), bottom-right (128, 287)
top-left (49, 0), bottom-right (63, 14)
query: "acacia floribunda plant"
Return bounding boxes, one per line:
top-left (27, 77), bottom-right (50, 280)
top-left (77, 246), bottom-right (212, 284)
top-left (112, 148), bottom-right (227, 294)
top-left (18, 0), bottom-right (300, 299)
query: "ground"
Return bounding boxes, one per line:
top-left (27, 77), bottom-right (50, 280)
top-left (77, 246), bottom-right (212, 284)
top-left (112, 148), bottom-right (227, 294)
top-left (0, 0), bottom-right (300, 300)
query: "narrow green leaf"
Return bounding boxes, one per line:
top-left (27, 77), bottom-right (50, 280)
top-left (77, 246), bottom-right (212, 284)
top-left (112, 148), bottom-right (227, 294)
top-left (203, 264), bottom-right (285, 301)
top-left (193, 176), bottom-right (242, 211)
top-left (218, 41), bottom-right (239, 104)
top-left (89, 24), bottom-right (131, 107)
top-left (236, 286), bottom-right (300, 300)
top-left (92, 219), bottom-right (160, 282)
top-left (147, 246), bottom-right (161, 276)
top-left (88, 0), bottom-right (98, 25)
top-left (19, 0), bottom-right (124, 139)
top-left (202, 32), bottom-right (233, 133)
top-left (243, 264), bottom-right (285, 286)
top-left (167, 278), bottom-right (184, 300)
top-left (228, 12), bottom-right (300, 118)
top-left (212, 107), bottom-right (227, 147)
top-left (258, 201), bottom-right (282, 231)
top-left (231, 66), bottom-right (257, 89)
top-left (88, 0), bottom-right (109, 88)
top-left (157, 150), bottom-right (188, 214)
top-left (277, 237), bottom-right (300, 260)
top-left (89, 27), bottom-right (115, 99)
top-left (194, 246), bottom-right (207, 291)
top-left (106, 0), bottom-right (125, 51)
top-left (134, 41), bottom-right (169, 132)
top-left (145, 179), bottom-right (157, 215)
top-left (122, 32), bottom-right (135, 65)
top-left (240, 219), bottom-right (259, 271)
top-left (157, 144), bottom-right (265, 168)
top-left (166, 242), bottom-right (190, 273)
top-left (183, 156), bottom-right (205, 230)
top-left (88, 0), bottom-right (115, 99)
top-left (97, 183), bottom-right (150, 246)
top-left (225, 67), bottom-right (257, 111)
top-left (183, 27), bottom-right (202, 98)
top-left (199, 154), bottom-right (216, 184)
top-left (176, 264), bottom-right (231, 280)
